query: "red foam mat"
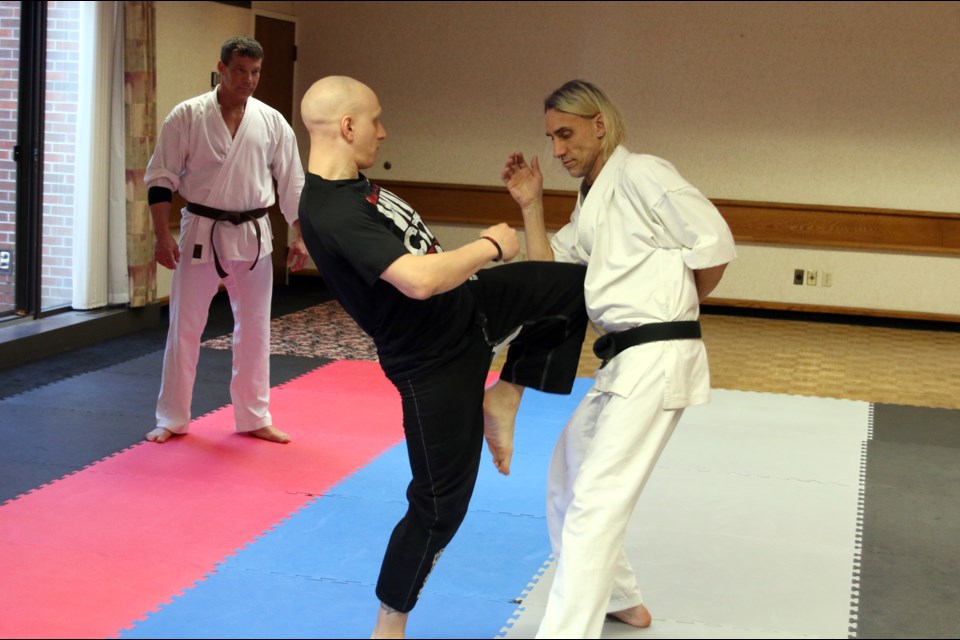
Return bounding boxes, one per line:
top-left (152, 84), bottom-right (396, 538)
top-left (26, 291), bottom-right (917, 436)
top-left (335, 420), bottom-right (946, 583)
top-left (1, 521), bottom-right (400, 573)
top-left (0, 360), bottom-right (404, 639)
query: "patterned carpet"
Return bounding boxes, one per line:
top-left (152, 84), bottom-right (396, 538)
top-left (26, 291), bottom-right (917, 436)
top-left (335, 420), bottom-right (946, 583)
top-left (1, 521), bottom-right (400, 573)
top-left (203, 300), bottom-right (378, 361)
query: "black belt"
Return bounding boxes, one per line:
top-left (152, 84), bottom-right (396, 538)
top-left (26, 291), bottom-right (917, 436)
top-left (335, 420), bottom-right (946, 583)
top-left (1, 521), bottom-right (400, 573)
top-left (186, 202), bottom-right (269, 278)
top-left (593, 320), bottom-right (702, 368)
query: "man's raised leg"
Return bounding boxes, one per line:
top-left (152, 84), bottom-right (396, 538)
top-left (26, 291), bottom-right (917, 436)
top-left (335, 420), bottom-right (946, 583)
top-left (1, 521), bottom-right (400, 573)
top-left (471, 262), bottom-right (588, 476)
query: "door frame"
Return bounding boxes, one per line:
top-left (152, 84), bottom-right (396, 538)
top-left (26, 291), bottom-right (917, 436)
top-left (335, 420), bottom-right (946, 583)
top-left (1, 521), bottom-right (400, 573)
top-left (253, 9), bottom-right (299, 286)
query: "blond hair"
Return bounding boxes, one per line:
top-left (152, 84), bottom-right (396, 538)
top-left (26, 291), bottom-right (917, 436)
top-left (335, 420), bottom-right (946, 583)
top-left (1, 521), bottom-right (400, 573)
top-left (544, 80), bottom-right (625, 160)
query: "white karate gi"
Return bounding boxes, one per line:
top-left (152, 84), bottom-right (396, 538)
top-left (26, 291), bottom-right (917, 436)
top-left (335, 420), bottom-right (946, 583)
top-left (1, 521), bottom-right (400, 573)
top-left (145, 88), bottom-right (304, 434)
top-left (537, 146), bottom-right (736, 638)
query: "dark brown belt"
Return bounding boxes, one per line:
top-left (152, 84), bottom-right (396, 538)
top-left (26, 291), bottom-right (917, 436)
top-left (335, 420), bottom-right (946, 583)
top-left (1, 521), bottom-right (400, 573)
top-left (593, 320), bottom-right (702, 368)
top-left (186, 202), bottom-right (269, 278)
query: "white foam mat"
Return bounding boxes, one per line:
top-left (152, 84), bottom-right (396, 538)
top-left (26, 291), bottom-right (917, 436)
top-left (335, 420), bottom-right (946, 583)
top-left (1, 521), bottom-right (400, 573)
top-left (500, 389), bottom-right (869, 639)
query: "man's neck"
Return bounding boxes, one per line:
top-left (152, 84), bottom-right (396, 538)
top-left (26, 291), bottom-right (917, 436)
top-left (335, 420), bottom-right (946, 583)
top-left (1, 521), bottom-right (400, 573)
top-left (216, 86), bottom-right (246, 112)
top-left (308, 149), bottom-right (360, 180)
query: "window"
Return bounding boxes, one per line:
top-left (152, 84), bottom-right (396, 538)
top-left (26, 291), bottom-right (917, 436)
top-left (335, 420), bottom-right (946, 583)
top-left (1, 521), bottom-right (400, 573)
top-left (0, 0), bottom-right (82, 319)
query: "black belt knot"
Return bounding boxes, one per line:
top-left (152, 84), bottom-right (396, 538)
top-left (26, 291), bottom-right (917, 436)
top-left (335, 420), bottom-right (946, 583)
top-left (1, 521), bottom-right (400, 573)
top-left (186, 202), bottom-right (269, 278)
top-left (593, 320), bottom-right (702, 368)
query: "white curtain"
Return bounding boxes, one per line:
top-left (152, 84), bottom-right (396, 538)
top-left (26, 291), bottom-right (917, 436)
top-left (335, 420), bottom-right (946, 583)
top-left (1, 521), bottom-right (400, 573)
top-left (73, 1), bottom-right (128, 309)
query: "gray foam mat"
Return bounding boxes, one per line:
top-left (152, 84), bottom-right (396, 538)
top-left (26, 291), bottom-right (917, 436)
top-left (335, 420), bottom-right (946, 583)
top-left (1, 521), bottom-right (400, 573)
top-left (0, 348), bottom-right (331, 504)
top-left (857, 403), bottom-right (960, 639)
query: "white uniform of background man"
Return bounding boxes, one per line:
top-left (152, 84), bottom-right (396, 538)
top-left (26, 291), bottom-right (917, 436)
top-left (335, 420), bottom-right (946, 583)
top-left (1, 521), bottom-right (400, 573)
top-left (144, 36), bottom-right (308, 445)
top-left (502, 79), bottom-right (737, 638)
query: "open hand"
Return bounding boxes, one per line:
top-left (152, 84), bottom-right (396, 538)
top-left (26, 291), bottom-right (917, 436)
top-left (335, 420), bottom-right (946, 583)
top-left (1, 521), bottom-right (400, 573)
top-left (501, 152), bottom-right (543, 209)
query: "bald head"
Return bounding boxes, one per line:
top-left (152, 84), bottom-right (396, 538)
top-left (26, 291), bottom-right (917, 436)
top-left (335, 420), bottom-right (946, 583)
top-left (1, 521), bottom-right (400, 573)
top-left (301, 76), bottom-right (376, 134)
top-left (301, 76), bottom-right (385, 179)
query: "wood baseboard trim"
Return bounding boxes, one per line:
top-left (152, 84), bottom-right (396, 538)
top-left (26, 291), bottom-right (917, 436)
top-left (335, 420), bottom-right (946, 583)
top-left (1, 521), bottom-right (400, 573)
top-left (704, 297), bottom-right (960, 326)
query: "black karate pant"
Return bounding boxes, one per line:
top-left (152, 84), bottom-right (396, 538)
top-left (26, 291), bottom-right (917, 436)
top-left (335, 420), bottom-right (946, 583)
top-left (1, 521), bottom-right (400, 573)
top-left (375, 261), bottom-right (588, 612)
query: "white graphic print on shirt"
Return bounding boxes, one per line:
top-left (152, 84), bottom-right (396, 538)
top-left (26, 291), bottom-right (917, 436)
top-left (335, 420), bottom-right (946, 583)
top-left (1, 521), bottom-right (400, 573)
top-left (368, 185), bottom-right (442, 256)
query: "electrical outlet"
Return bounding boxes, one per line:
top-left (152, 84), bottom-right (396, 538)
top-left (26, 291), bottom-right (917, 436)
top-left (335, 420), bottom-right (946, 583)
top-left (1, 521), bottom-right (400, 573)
top-left (822, 272), bottom-right (833, 287)
top-left (806, 270), bottom-right (818, 286)
top-left (793, 269), bottom-right (805, 285)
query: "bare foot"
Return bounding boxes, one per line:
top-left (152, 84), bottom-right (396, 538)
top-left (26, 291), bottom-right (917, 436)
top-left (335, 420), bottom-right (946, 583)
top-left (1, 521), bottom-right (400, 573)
top-left (482, 380), bottom-right (524, 476)
top-left (608, 603), bottom-right (652, 628)
top-left (371, 602), bottom-right (408, 638)
top-left (145, 427), bottom-right (177, 443)
top-left (246, 425), bottom-right (291, 444)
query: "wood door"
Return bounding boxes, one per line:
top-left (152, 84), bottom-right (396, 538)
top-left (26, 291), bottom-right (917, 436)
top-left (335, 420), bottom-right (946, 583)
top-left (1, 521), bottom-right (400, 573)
top-left (254, 15), bottom-right (297, 285)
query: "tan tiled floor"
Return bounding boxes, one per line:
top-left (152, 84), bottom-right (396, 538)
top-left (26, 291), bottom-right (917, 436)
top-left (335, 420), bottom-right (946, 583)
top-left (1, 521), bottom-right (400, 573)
top-left (495, 313), bottom-right (960, 410)
top-left (701, 314), bottom-right (960, 409)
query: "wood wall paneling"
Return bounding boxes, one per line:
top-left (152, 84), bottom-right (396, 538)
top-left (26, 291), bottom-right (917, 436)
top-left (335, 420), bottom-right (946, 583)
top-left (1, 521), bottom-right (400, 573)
top-left (377, 180), bottom-right (960, 256)
top-left (369, 180), bottom-right (960, 323)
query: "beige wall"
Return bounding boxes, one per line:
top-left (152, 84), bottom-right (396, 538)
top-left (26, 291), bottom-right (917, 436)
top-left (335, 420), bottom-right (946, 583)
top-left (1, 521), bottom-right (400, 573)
top-left (154, 1), bottom-right (960, 316)
top-left (154, 2), bottom-right (251, 122)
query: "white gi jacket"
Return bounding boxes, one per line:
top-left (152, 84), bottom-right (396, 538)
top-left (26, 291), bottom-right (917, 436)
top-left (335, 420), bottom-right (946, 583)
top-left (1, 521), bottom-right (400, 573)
top-left (144, 88), bottom-right (304, 265)
top-left (551, 146), bottom-right (736, 409)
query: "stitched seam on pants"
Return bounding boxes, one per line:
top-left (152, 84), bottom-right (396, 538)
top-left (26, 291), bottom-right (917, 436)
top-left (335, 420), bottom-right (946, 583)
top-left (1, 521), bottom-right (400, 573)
top-left (540, 351), bottom-right (554, 389)
top-left (402, 378), bottom-right (440, 609)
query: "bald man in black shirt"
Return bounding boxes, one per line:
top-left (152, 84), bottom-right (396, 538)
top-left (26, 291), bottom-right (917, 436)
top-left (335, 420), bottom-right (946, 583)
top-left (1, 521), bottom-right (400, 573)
top-left (298, 75), bottom-right (588, 639)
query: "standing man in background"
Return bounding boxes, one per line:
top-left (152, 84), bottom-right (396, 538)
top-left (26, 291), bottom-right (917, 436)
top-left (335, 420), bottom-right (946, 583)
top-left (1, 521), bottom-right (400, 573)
top-left (502, 79), bottom-right (737, 638)
top-left (145, 36), bottom-right (308, 444)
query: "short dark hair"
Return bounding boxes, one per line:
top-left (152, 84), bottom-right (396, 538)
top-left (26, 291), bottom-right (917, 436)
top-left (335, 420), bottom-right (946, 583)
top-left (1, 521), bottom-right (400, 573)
top-left (220, 35), bottom-right (264, 65)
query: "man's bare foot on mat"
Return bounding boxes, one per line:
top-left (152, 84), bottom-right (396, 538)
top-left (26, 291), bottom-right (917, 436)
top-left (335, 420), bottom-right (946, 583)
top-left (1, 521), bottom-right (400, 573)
top-left (608, 603), bottom-right (652, 628)
top-left (246, 425), bottom-right (291, 443)
top-left (145, 427), bottom-right (177, 443)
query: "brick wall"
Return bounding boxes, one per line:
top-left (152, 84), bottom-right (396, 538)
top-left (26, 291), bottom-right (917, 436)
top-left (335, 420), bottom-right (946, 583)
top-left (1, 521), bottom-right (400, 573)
top-left (0, 0), bottom-right (18, 313)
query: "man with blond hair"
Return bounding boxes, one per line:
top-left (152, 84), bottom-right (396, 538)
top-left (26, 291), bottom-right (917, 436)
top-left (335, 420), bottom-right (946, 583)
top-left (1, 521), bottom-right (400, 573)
top-left (503, 79), bottom-right (737, 638)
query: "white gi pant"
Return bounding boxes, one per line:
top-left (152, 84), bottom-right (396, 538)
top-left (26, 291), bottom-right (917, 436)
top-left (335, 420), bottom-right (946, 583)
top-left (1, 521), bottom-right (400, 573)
top-left (156, 254), bottom-right (273, 434)
top-left (536, 345), bottom-right (684, 639)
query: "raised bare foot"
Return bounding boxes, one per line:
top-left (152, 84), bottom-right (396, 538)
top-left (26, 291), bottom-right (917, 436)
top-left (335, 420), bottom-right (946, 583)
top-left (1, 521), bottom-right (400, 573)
top-left (246, 425), bottom-right (291, 444)
top-left (482, 380), bottom-right (523, 476)
top-left (608, 603), bottom-right (652, 628)
top-left (145, 427), bottom-right (176, 443)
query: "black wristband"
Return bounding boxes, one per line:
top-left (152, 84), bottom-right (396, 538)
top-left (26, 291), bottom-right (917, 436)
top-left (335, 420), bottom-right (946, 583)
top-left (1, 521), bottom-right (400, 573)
top-left (481, 236), bottom-right (502, 262)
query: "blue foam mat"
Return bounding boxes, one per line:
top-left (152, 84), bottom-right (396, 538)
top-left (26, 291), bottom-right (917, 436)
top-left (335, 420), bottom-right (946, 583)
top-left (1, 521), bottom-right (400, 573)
top-left (118, 385), bottom-right (585, 639)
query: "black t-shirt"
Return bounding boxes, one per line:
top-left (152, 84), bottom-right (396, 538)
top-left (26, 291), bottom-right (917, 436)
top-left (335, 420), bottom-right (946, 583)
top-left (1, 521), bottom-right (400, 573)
top-left (299, 172), bottom-right (475, 378)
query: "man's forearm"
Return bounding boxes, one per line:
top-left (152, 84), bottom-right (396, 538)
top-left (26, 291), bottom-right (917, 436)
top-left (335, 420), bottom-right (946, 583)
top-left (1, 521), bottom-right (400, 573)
top-left (150, 202), bottom-right (172, 239)
top-left (694, 263), bottom-right (728, 302)
top-left (381, 238), bottom-right (501, 300)
top-left (520, 202), bottom-right (554, 261)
